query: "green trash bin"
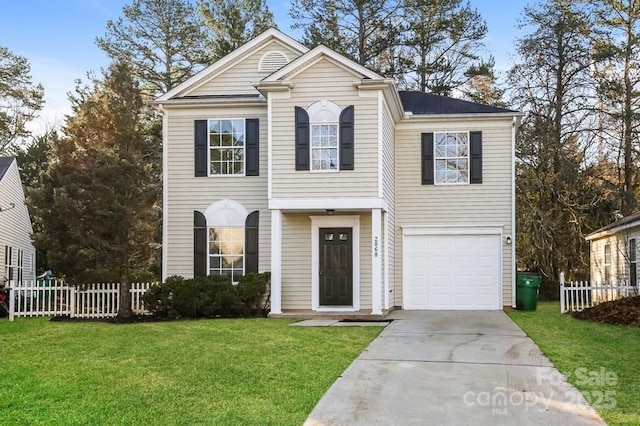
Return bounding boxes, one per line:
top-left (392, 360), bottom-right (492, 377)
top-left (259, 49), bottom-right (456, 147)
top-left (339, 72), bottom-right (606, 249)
top-left (516, 272), bottom-right (541, 311)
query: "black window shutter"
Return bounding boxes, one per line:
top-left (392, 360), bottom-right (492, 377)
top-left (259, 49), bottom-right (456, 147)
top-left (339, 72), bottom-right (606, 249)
top-left (246, 119), bottom-right (259, 176)
top-left (194, 120), bottom-right (208, 177)
top-left (421, 133), bottom-right (434, 185)
top-left (194, 211), bottom-right (207, 277)
top-left (339, 105), bottom-right (355, 170)
top-left (470, 131), bottom-right (482, 184)
top-left (295, 107), bottom-right (310, 171)
top-left (245, 211), bottom-right (259, 274)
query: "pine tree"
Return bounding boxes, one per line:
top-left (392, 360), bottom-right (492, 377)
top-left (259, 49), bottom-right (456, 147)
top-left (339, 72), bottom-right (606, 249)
top-left (400, 0), bottom-right (488, 95)
top-left (96, 0), bottom-right (206, 97)
top-left (198, 0), bottom-right (276, 61)
top-left (290, 0), bottom-right (402, 74)
top-left (31, 63), bottom-right (157, 319)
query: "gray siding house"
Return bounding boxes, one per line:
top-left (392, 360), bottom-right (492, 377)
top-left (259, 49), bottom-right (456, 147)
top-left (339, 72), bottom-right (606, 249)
top-left (154, 29), bottom-right (521, 316)
top-left (0, 157), bottom-right (36, 284)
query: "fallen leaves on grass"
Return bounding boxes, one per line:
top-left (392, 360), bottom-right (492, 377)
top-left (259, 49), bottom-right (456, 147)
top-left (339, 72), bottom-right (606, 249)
top-left (572, 296), bottom-right (640, 326)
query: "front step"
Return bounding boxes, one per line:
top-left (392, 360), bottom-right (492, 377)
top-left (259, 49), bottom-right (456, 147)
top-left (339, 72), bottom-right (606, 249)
top-left (269, 309), bottom-right (393, 321)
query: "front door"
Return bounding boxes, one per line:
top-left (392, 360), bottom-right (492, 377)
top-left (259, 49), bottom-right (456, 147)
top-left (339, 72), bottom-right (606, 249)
top-left (319, 228), bottom-right (353, 306)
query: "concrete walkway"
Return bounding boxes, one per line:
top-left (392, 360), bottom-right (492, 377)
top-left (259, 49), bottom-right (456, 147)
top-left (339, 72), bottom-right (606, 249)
top-left (305, 311), bottom-right (606, 426)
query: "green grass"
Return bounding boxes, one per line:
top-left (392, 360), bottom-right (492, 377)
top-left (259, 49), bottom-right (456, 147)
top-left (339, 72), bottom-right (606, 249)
top-left (0, 317), bottom-right (381, 425)
top-left (508, 302), bottom-right (640, 426)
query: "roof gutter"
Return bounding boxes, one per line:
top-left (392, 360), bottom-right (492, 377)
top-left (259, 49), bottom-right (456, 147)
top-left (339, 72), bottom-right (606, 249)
top-left (585, 221), bottom-right (640, 241)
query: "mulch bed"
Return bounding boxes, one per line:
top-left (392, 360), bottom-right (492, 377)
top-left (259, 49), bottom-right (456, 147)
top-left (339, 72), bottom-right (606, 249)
top-left (572, 296), bottom-right (640, 326)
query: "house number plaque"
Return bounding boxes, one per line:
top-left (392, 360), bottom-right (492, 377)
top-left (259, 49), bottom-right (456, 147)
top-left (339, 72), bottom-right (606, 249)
top-left (374, 236), bottom-right (379, 258)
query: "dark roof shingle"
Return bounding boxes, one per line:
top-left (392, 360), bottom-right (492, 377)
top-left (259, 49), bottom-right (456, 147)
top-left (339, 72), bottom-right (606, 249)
top-left (399, 91), bottom-right (517, 115)
top-left (0, 156), bottom-right (14, 182)
top-left (586, 211), bottom-right (640, 238)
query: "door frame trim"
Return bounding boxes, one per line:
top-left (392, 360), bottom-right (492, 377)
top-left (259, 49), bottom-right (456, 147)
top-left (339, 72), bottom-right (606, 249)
top-left (310, 215), bottom-right (360, 311)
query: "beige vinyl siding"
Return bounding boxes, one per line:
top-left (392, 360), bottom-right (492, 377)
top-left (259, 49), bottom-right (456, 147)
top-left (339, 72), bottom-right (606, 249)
top-left (394, 117), bottom-right (514, 307)
top-left (271, 57), bottom-right (379, 198)
top-left (280, 212), bottom-right (373, 310)
top-left (281, 213), bottom-right (312, 309)
top-left (0, 159), bottom-right (36, 282)
top-left (590, 230), bottom-right (640, 284)
top-left (360, 212), bottom-right (372, 310)
top-left (185, 40), bottom-right (304, 97)
top-left (381, 97), bottom-right (396, 307)
top-left (164, 105), bottom-right (270, 278)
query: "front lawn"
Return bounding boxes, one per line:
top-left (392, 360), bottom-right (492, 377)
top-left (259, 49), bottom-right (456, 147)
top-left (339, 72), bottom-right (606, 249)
top-left (508, 302), bottom-right (640, 426)
top-left (0, 318), bottom-right (381, 425)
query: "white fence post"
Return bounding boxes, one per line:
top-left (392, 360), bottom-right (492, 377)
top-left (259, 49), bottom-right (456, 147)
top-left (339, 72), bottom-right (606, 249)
top-left (559, 272), bottom-right (565, 314)
top-left (8, 282), bottom-right (15, 321)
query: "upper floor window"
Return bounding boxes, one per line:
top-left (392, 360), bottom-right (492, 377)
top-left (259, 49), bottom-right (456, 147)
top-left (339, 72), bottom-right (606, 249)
top-left (295, 101), bottom-right (354, 172)
top-left (194, 118), bottom-right (259, 178)
top-left (435, 132), bottom-right (469, 184)
top-left (421, 131), bottom-right (482, 185)
top-left (209, 119), bottom-right (245, 175)
top-left (311, 124), bottom-right (338, 171)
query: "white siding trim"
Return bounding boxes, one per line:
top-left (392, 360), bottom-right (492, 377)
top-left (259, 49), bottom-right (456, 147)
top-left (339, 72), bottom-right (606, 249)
top-left (511, 116), bottom-right (517, 307)
top-left (384, 210), bottom-right (390, 310)
top-left (378, 91), bottom-right (384, 198)
top-left (267, 94), bottom-right (273, 200)
top-left (403, 225), bottom-right (504, 236)
top-left (372, 208), bottom-right (382, 314)
top-left (161, 107), bottom-right (169, 281)
top-left (310, 215), bottom-right (360, 311)
top-left (270, 210), bottom-right (283, 314)
top-left (270, 198), bottom-right (387, 210)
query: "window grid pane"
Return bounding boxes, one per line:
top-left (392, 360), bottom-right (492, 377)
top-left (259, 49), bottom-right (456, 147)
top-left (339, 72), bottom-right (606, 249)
top-left (208, 119), bottom-right (245, 175)
top-left (311, 124), bottom-right (338, 171)
top-left (209, 227), bottom-right (244, 283)
top-left (434, 132), bottom-right (469, 184)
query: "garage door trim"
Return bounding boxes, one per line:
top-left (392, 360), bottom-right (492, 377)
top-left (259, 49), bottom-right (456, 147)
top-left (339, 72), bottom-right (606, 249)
top-left (402, 226), bottom-right (503, 310)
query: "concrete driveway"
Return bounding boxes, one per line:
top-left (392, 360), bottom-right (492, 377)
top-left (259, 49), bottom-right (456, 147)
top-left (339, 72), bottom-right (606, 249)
top-left (305, 311), bottom-right (606, 426)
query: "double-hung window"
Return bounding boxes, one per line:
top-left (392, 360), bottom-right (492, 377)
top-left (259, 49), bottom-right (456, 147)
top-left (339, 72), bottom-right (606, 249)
top-left (311, 123), bottom-right (338, 171)
top-left (208, 119), bottom-right (245, 175)
top-left (209, 227), bottom-right (244, 283)
top-left (435, 132), bottom-right (469, 184)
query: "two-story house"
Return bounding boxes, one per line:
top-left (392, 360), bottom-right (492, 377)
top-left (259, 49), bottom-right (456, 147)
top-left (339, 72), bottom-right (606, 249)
top-left (154, 29), bottom-right (521, 316)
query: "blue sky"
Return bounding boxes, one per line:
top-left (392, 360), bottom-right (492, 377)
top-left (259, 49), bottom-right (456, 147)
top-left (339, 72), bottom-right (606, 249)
top-left (0, 0), bottom-right (531, 133)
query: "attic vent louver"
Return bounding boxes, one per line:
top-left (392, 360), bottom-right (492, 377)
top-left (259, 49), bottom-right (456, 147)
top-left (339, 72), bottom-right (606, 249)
top-left (258, 51), bottom-right (290, 73)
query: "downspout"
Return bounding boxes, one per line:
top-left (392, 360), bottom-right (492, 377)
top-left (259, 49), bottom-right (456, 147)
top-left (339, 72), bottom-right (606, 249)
top-left (511, 116), bottom-right (517, 308)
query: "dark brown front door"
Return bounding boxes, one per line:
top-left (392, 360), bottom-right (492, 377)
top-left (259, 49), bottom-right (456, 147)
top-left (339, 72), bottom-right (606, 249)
top-left (319, 228), bottom-right (353, 306)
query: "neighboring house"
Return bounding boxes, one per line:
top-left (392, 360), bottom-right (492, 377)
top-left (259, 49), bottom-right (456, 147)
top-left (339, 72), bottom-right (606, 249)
top-left (0, 157), bottom-right (36, 284)
top-left (585, 212), bottom-right (640, 286)
top-left (154, 29), bottom-right (522, 316)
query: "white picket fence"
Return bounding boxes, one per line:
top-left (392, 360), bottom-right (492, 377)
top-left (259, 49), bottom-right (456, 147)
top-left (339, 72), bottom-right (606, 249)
top-left (559, 272), bottom-right (639, 313)
top-left (6, 280), bottom-right (156, 321)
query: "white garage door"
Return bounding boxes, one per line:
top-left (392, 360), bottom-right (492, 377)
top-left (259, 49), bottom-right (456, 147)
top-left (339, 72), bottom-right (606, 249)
top-left (403, 233), bottom-right (501, 310)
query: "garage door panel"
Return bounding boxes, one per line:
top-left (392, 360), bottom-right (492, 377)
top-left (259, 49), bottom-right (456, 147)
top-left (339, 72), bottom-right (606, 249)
top-left (404, 234), bottom-right (501, 310)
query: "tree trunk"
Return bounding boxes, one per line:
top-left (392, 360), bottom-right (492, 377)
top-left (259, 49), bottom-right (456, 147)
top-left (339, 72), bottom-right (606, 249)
top-left (118, 272), bottom-right (133, 320)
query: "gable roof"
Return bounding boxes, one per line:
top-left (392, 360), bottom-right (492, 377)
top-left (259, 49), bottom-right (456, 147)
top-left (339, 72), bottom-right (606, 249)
top-left (399, 91), bottom-right (518, 115)
top-left (155, 28), bottom-right (309, 102)
top-left (0, 156), bottom-right (14, 182)
top-left (261, 44), bottom-right (384, 82)
top-left (585, 212), bottom-right (640, 241)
